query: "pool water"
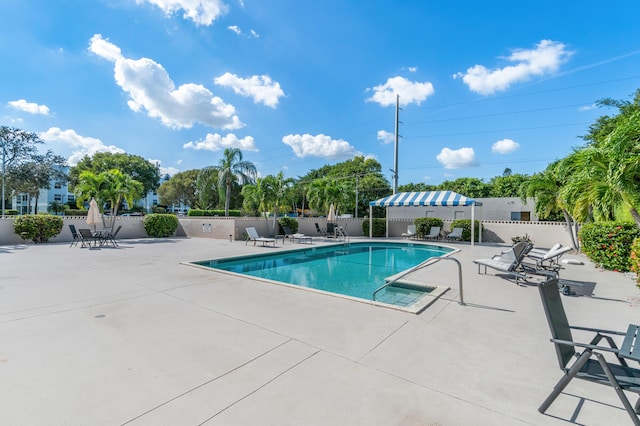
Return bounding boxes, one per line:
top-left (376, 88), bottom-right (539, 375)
top-left (192, 242), bottom-right (453, 307)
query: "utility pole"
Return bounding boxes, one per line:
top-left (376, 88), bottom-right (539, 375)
top-left (1, 144), bottom-right (5, 216)
top-left (392, 94), bottom-right (400, 194)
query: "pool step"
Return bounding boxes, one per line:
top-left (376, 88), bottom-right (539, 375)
top-left (376, 282), bottom-right (434, 307)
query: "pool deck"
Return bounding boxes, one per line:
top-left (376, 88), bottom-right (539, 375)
top-left (1, 237), bottom-right (639, 425)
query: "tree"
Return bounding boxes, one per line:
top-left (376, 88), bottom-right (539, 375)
top-left (520, 161), bottom-right (579, 249)
top-left (299, 156), bottom-right (391, 217)
top-left (216, 148), bottom-right (257, 216)
top-left (264, 172), bottom-right (294, 233)
top-left (560, 90), bottom-right (640, 228)
top-left (69, 152), bottom-right (160, 195)
top-left (157, 169), bottom-right (199, 209)
top-left (489, 173), bottom-right (530, 197)
top-left (5, 152), bottom-right (67, 213)
top-left (195, 166), bottom-right (219, 209)
top-left (75, 169), bottom-right (144, 219)
top-left (436, 177), bottom-right (491, 198)
top-left (306, 178), bottom-right (352, 216)
top-left (398, 182), bottom-right (438, 192)
top-left (0, 126), bottom-right (46, 214)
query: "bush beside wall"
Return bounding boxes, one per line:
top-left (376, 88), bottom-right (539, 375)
top-left (13, 214), bottom-right (63, 243)
top-left (450, 219), bottom-right (483, 242)
top-left (362, 218), bottom-right (386, 237)
top-left (143, 214), bottom-right (179, 237)
top-left (187, 209), bottom-right (241, 217)
top-left (579, 222), bottom-right (640, 272)
top-left (414, 217), bottom-right (444, 238)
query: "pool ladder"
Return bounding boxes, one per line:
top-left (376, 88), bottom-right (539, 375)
top-left (373, 256), bottom-right (465, 306)
top-left (336, 226), bottom-right (349, 244)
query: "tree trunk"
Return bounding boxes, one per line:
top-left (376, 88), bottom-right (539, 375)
top-left (629, 207), bottom-right (640, 229)
top-left (562, 209), bottom-right (580, 251)
top-left (225, 181), bottom-right (231, 216)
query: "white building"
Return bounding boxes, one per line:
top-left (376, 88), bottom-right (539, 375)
top-left (387, 197), bottom-right (538, 221)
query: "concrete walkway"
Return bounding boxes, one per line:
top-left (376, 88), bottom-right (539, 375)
top-left (0, 237), bottom-right (638, 425)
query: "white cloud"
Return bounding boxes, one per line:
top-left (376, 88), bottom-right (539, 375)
top-left (377, 130), bottom-right (395, 144)
top-left (227, 25), bottom-right (259, 38)
top-left (453, 40), bottom-right (572, 95)
top-left (579, 104), bottom-right (597, 111)
top-left (148, 158), bottom-right (180, 176)
top-left (492, 138), bottom-right (519, 154)
top-left (183, 133), bottom-right (258, 151)
top-left (39, 127), bottom-right (125, 166)
top-left (214, 72), bottom-right (284, 108)
top-left (366, 76), bottom-right (435, 107)
top-left (8, 99), bottom-right (50, 115)
top-left (282, 134), bottom-right (363, 160)
top-left (136, 0), bottom-right (228, 26)
top-left (89, 34), bottom-right (242, 130)
top-left (436, 147), bottom-right (477, 169)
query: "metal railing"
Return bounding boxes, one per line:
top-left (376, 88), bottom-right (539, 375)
top-left (373, 256), bottom-right (465, 306)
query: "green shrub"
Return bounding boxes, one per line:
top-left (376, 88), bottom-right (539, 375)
top-left (13, 214), bottom-right (63, 243)
top-left (153, 206), bottom-right (166, 213)
top-left (362, 218), bottom-right (386, 236)
top-left (187, 209), bottom-right (241, 217)
top-left (143, 214), bottom-right (179, 237)
top-left (4, 209), bottom-right (19, 215)
top-left (511, 233), bottom-right (531, 243)
top-left (65, 209), bottom-right (87, 216)
top-left (450, 219), bottom-right (482, 242)
top-left (579, 222), bottom-right (640, 272)
top-left (278, 216), bottom-right (298, 233)
top-left (414, 217), bottom-right (443, 238)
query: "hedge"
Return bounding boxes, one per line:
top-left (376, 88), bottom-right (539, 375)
top-left (187, 209), bottom-right (241, 217)
top-left (450, 219), bottom-right (482, 242)
top-left (13, 214), bottom-right (64, 243)
top-left (143, 214), bottom-right (179, 237)
top-left (278, 217), bottom-right (298, 234)
top-left (362, 218), bottom-right (386, 237)
top-left (579, 222), bottom-right (640, 272)
top-left (414, 217), bottom-right (443, 238)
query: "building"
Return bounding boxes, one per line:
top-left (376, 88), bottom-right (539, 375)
top-left (387, 197), bottom-right (538, 221)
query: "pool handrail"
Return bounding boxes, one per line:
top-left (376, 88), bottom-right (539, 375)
top-left (373, 256), bottom-right (465, 306)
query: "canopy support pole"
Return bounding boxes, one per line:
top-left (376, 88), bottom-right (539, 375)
top-left (471, 202), bottom-right (475, 246)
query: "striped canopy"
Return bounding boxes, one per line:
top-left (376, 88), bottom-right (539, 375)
top-left (369, 191), bottom-right (476, 207)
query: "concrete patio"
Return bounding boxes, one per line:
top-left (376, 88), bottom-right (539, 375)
top-left (0, 237), bottom-right (638, 425)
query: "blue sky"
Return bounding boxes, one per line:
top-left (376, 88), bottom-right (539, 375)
top-left (2, 1), bottom-right (640, 186)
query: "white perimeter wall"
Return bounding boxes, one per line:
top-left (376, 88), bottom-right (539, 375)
top-left (0, 216), bottom-right (573, 249)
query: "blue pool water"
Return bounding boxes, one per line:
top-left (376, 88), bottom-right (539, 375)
top-left (192, 242), bottom-right (453, 305)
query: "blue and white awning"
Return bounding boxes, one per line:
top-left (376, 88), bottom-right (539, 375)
top-left (369, 191), bottom-right (476, 207)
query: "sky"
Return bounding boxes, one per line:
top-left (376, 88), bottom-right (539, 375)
top-left (2, 1), bottom-right (640, 187)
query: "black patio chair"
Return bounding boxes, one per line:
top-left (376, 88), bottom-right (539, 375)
top-left (69, 224), bottom-right (82, 247)
top-left (314, 222), bottom-right (326, 236)
top-left (537, 277), bottom-right (640, 424)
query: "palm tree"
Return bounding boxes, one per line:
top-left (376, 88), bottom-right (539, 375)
top-left (195, 166), bottom-right (219, 209)
top-left (216, 148), bottom-right (257, 216)
top-left (75, 170), bottom-right (106, 207)
top-left (520, 161), bottom-right (579, 249)
top-left (264, 172), bottom-right (294, 233)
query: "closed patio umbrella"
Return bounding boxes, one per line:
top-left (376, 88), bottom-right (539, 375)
top-left (86, 198), bottom-right (102, 230)
top-left (327, 203), bottom-right (336, 222)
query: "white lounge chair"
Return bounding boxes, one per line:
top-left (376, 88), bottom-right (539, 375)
top-left (423, 226), bottom-right (441, 240)
top-left (444, 227), bottom-right (463, 242)
top-left (525, 244), bottom-right (572, 272)
top-left (402, 224), bottom-right (416, 239)
top-left (473, 241), bottom-right (533, 284)
top-left (245, 227), bottom-right (276, 247)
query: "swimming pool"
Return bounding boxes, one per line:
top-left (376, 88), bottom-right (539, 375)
top-left (190, 241), bottom-right (455, 313)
